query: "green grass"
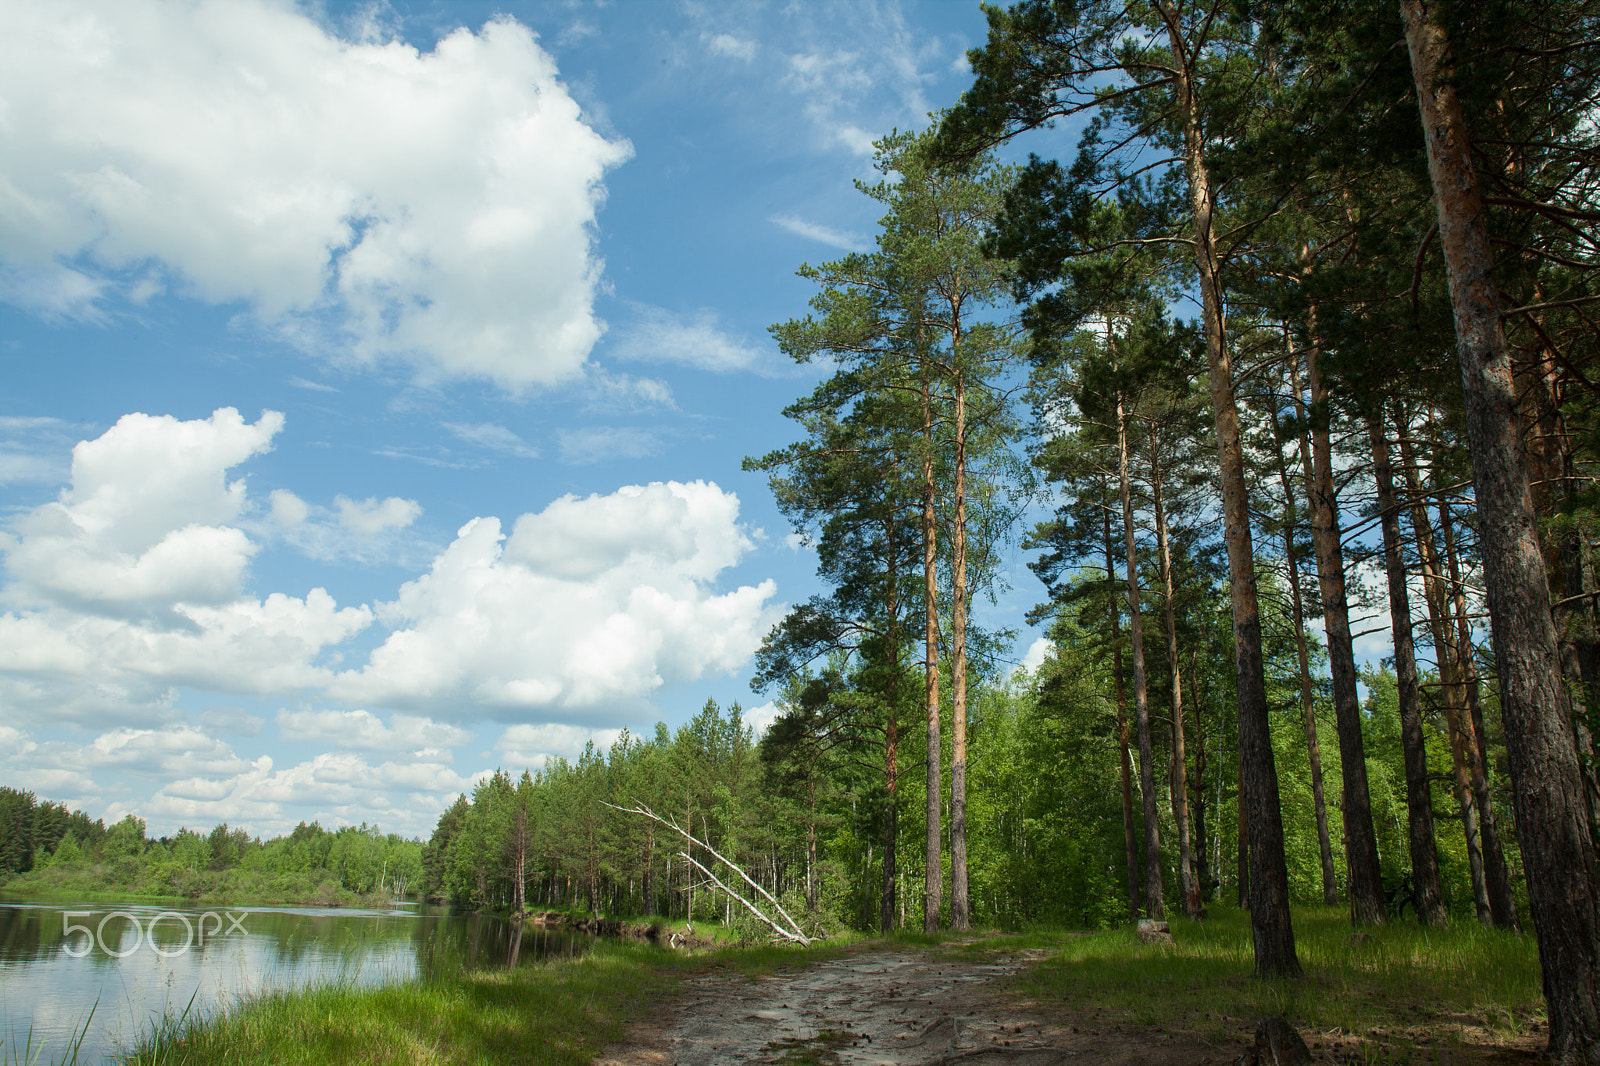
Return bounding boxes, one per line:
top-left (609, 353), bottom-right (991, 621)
top-left (1008, 905), bottom-right (1542, 1055)
top-left (110, 905), bottom-right (1544, 1064)
top-left (118, 933), bottom-right (854, 1066)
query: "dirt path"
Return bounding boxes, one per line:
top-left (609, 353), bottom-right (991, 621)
top-left (594, 945), bottom-right (1224, 1066)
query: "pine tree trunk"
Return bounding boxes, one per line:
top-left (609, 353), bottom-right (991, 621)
top-left (1107, 510), bottom-right (1142, 922)
top-left (645, 824), bottom-right (654, 917)
top-left (1405, 3), bottom-right (1600, 1055)
top-left (1398, 413), bottom-right (1493, 924)
top-left (1303, 331), bottom-right (1386, 925)
top-left (806, 771), bottom-right (819, 915)
top-left (1158, 0), bottom-right (1296, 973)
top-left (1236, 744), bottom-right (1249, 910)
top-left (685, 788), bottom-right (693, 924)
top-left (882, 523), bottom-right (902, 933)
top-left (1368, 407), bottom-right (1447, 926)
top-left (1522, 328), bottom-right (1600, 841)
top-left (883, 709), bottom-right (899, 930)
top-left (1189, 652), bottom-right (1211, 903)
top-left (1153, 434), bottom-right (1199, 917)
top-left (921, 358), bottom-right (942, 934)
top-left (1159, 0), bottom-right (1297, 974)
top-left (1281, 352), bottom-right (1340, 906)
top-left (951, 369), bottom-right (971, 931)
top-left (1119, 389), bottom-right (1165, 921)
top-left (1441, 492), bottom-right (1521, 931)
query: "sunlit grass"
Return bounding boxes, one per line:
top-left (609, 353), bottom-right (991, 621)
top-left (1013, 904), bottom-right (1542, 1053)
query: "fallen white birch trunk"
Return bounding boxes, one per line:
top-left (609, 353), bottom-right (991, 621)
top-left (604, 802), bottom-right (814, 944)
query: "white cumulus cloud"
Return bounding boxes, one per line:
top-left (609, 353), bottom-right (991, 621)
top-left (146, 751), bottom-right (486, 835)
top-left (0, 408), bottom-right (372, 724)
top-left (494, 722), bottom-right (623, 769)
top-left (267, 489), bottom-right (424, 566)
top-left (744, 700), bottom-right (781, 737)
top-left (1020, 636), bottom-right (1053, 674)
top-left (335, 495), bottom-right (422, 535)
top-left (275, 708), bottom-right (471, 752)
top-left (0, 1), bottom-right (631, 390)
top-left (269, 489), bottom-right (310, 528)
top-left (3, 408), bottom-right (280, 616)
top-left (0, 409), bottom-right (787, 760)
top-left (331, 480), bottom-right (780, 718)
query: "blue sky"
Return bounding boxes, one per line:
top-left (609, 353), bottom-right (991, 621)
top-left (0, 0), bottom-right (1078, 838)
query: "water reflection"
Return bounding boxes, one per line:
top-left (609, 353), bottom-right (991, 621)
top-left (0, 898), bottom-right (591, 1063)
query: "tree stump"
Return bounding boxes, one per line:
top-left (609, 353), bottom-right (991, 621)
top-left (1235, 1017), bottom-right (1312, 1066)
top-left (1136, 918), bottom-right (1174, 945)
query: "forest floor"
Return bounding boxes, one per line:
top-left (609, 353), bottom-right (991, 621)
top-left (593, 932), bottom-right (1546, 1066)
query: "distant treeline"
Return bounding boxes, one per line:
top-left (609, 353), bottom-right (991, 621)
top-left (423, 658), bottom-right (1516, 936)
top-left (0, 786), bottom-right (422, 904)
top-left (0, 786), bottom-right (102, 876)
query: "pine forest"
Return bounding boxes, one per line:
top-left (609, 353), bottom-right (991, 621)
top-left (25, 0), bottom-right (1592, 1059)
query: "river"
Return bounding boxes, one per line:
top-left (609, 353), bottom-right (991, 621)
top-left (0, 898), bottom-right (591, 1064)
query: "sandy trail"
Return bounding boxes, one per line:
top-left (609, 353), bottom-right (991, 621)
top-left (595, 945), bottom-right (1223, 1066)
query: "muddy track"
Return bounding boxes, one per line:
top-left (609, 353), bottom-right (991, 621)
top-left (594, 945), bottom-right (1223, 1066)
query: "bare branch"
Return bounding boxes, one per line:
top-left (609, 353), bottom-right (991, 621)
top-left (605, 802), bottom-right (813, 943)
top-left (678, 853), bottom-right (809, 944)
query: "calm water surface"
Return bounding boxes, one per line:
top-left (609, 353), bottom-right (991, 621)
top-left (0, 898), bottom-right (590, 1064)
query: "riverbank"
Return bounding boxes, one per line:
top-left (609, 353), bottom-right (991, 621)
top-left (116, 905), bottom-right (1546, 1065)
top-left (121, 934), bottom-right (849, 1066)
top-left (0, 896), bottom-right (594, 1065)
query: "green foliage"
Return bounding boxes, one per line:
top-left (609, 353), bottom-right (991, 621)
top-left (0, 787), bottom-right (103, 879)
top-left (0, 798), bottom-right (422, 905)
top-left (420, 699), bottom-right (791, 928)
top-left (45, 834), bottom-right (86, 870)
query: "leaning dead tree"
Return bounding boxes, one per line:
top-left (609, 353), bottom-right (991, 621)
top-left (604, 802), bottom-right (816, 944)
